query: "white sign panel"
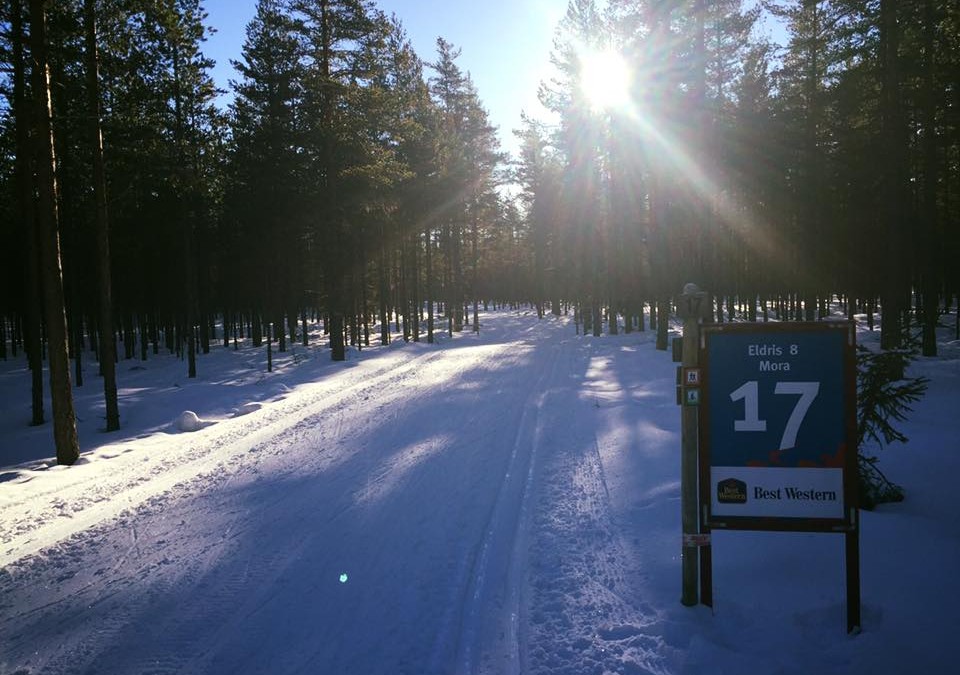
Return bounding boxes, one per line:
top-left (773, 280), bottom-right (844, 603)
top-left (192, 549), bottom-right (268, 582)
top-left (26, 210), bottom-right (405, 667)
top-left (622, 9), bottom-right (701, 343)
top-left (710, 466), bottom-right (845, 519)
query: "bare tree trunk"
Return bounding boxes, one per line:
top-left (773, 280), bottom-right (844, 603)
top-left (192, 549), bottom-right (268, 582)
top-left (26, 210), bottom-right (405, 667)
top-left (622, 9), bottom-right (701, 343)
top-left (426, 227), bottom-right (434, 344)
top-left (410, 231), bottom-right (420, 341)
top-left (12, 0), bottom-right (44, 426)
top-left (471, 208), bottom-right (479, 333)
top-left (919, 0), bottom-right (940, 357)
top-left (30, 0), bottom-right (80, 464)
top-left (379, 233), bottom-right (390, 346)
top-left (84, 0), bottom-right (119, 430)
top-left (879, 0), bottom-right (907, 364)
top-left (169, 36), bottom-right (197, 377)
top-left (452, 223), bottom-right (463, 332)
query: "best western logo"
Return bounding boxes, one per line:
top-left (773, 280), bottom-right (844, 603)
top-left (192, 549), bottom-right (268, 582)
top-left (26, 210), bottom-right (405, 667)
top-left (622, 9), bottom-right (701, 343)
top-left (753, 486), bottom-right (838, 502)
top-left (717, 478), bottom-right (747, 504)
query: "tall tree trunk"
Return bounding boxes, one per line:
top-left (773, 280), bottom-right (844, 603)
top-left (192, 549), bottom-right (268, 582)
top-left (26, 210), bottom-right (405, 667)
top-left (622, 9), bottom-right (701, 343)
top-left (84, 0), bottom-right (119, 430)
top-left (329, 305), bottom-right (346, 360)
top-left (170, 38), bottom-right (197, 377)
top-left (399, 229), bottom-right (411, 341)
top-left (471, 208), bottom-right (480, 333)
top-left (426, 227), bottom-right (434, 343)
top-left (803, 1), bottom-right (824, 321)
top-left (919, 0), bottom-right (940, 357)
top-left (379, 233), bottom-right (390, 346)
top-left (12, 0), bottom-right (44, 426)
top-left (451, 223), bottom-right (464, 333)
top-left (879, 0), bottom-right (907, 362)
top-left (444, 223), bottom-right (454, 336)
top-left (30, 0), bottom-right (80, 464)
top-left (314, 0), bottom-right (346, 361)
top-left (411, 231), bottom-right (420, 341)
top-left (693, 0), bottom-right (708, 289)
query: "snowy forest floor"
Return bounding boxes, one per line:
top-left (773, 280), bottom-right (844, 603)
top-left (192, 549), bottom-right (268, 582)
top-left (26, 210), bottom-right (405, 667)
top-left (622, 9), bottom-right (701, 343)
top-left (1, 309), bottom-right (959, 675)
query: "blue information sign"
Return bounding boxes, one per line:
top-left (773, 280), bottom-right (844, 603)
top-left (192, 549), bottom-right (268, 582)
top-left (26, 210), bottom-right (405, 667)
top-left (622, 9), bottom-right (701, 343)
top-left (699, 322), bottom-right (857, 528)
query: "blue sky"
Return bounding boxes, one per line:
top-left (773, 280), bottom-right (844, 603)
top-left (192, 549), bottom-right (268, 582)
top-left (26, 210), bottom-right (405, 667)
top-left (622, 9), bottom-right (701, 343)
top-left (202, 0), bottom-right (568, 157)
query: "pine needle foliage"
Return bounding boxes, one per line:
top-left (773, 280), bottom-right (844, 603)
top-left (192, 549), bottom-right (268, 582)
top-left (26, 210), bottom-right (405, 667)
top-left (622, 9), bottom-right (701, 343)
top-left (856, 346), bottom-right (929, 509)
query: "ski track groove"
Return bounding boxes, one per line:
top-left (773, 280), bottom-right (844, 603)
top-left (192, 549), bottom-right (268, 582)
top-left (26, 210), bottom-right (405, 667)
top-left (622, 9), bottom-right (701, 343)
top-left (442, 329), bottom-right (566, 675)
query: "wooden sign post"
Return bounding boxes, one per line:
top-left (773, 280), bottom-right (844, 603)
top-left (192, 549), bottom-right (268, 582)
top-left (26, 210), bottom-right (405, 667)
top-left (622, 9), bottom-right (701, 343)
top-left (678, 284), bottom-right (710, 607)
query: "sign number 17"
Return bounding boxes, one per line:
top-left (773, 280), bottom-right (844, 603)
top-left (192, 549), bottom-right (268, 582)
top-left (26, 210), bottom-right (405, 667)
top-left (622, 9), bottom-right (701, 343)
top-left (730, 381), bottom-right (820, 450)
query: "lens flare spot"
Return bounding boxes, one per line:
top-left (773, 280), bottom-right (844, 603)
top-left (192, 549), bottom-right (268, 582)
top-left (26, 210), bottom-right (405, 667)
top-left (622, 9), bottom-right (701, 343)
top-left (579, 48), bottom-right (631, 111)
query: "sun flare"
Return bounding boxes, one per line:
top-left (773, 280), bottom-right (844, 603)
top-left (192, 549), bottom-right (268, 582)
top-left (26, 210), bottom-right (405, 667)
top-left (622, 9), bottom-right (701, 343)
top-left (579, 48), bottom-right (632, 111)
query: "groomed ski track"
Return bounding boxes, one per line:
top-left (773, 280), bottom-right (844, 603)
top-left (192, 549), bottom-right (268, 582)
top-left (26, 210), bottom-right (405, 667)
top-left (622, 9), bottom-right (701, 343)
top-left (0, 312), bottom-right (677, 675)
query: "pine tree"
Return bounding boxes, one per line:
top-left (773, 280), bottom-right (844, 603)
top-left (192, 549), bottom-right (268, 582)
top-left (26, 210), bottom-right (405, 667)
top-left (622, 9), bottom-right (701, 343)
top-left (382, 19), bottom-right (437, 343)
top-left (83, 0), bottom-right (120, 431)
top-left (540, 0), bottom-right (609, 336)
top-left (29, 0), bottom-right (81, 465)
top-left (227, 0), bottom-right (307, 357)
top-left (856, 346), bottom-right (928, 509)
top-left (293, 0), bottom-right (388, 360)
top-left (7, 0), bottom-right (46, 427)
top-left (515, 115), bottom-right (564, 318)
top-left (157, 0), bottom-right (221, 377)
top-left (877, 0), bottom-right (909, 356)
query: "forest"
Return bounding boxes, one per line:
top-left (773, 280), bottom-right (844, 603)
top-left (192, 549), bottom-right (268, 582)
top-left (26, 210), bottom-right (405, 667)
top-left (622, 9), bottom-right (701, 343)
top-left (1, 0), bottom-right (958, 464)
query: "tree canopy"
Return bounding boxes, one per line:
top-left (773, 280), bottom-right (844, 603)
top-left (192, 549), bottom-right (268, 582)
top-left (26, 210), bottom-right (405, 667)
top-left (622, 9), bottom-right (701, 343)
top-left (0, 0), bottom-right (957, 461)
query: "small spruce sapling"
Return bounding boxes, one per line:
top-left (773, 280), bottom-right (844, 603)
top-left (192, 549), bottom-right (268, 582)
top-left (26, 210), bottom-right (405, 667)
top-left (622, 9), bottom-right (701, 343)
top-left (856, 346), bottom-right (929, 509)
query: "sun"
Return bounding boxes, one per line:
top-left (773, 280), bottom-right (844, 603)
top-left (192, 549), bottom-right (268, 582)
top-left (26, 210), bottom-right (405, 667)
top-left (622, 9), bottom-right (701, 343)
top-left (578, 48), bottom-right (632, 112)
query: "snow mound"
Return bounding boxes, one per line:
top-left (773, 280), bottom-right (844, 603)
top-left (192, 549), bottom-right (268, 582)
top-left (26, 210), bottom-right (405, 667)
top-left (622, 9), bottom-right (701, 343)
top-left (234, 402), bottom-right (263, 417)
top-left (176, 410), bottom-right (203, 432)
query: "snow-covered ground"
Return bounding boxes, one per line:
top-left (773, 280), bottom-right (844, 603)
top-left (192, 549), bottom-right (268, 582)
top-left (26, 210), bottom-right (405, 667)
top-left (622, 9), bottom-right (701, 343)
top-left (1, 309), bottom-right (958, 674)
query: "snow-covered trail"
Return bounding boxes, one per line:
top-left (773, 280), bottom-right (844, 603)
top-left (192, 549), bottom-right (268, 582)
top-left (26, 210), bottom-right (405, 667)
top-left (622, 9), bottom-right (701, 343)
top-left (1, 312), bottom-right (666, 675)
top-left (5, 309), bottom-right (960, 674)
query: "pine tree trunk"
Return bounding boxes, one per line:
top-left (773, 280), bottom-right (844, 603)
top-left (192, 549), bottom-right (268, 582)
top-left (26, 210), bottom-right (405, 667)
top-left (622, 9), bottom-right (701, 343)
top-left (399, 231), bottom-right (410, 341)
top-left (804, 2), bottom-right (823, 322)
top-left (328, 257), bottom-right (347, 361)
top-left (169, 38), bottom-right (198, 378)
top-left (30, 0), bottom-right (80, 464)
top-left (330, 309), bottom-right (346, 361)
top-left (656, 299), bottom-right (669, 351)
top-left (471, 211), bottom-right (479, 333)
top-left (919, 0), bottom-right (940, 357)
top-left (878, 0), bottom-right (906, 362)
top-left (84, 0), bottom-right (119, 430)
top-left (426, 227), bottom-right (434, 344)
top-left (12, 0), bottom-right (45, 426)
top-left (411, 233), bottom-right (420, 341)
top-left (379, 239), bottom-right (390, 346)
